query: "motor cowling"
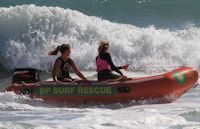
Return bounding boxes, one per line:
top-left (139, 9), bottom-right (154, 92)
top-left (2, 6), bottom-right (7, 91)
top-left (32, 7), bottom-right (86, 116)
top-left (12, 68), bottom-right (40, 84)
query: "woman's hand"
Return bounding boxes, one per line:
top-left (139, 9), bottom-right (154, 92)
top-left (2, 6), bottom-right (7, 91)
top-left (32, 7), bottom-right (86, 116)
top-left (122, 75), bottom-right (128, 79)
top-left (83, 78), bottom-right (89, 81)
top-left (122, 64), bottom-right (129, 70)
top-left (54, 80), bottom-right (64, 84)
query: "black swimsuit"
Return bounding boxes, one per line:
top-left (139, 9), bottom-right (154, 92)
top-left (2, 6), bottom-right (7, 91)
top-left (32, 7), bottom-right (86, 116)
top-left (96, 53), bottom-right (123, 81)
top-left (56, 57), bottom-right (72, 81)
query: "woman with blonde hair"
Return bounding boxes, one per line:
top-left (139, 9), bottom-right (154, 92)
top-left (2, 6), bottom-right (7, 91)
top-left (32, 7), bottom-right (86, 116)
top-left (96, 41), bottom-right (129, 81)
top-left (49, 44), bottom-right (88, 82)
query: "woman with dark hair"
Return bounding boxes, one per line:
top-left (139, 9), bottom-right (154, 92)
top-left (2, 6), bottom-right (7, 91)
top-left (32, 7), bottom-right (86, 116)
top-left (49, 44), bottom-right (88, 82)
top-left (96, 41), bottom-right (129, 81)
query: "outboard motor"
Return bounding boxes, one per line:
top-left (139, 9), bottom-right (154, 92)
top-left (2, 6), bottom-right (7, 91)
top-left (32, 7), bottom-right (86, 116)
top-left (12, 68), bottom-right (40, 84)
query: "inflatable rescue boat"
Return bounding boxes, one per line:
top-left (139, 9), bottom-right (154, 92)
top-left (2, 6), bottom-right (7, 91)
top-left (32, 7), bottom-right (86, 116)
top-left (6, 66), bottom-right (198, 105)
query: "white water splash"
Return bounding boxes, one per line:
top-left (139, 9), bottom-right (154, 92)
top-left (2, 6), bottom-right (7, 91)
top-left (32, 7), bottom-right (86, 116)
top-left (0, 5), bottom-right (199, 72)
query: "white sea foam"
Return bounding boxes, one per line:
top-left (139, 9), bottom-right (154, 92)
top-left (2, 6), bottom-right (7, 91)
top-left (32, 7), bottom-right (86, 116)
top-left (0, 5), bottom-right (200, 129)
top-left (0, 5), bottom-right (200, 72)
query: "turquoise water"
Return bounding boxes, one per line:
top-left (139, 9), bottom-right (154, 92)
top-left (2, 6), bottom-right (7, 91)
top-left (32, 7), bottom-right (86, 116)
top-left (0, 0), bottom-right (200, 28)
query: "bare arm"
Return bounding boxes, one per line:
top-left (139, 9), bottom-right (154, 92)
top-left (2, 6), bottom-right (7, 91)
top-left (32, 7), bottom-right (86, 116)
top-left (52, 60), bottom-right (61, 82)
top-left (70, 59), bottom-right (88, 81)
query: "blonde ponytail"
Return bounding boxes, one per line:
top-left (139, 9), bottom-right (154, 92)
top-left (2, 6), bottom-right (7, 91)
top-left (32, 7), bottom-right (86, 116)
top-left (98, 41), bottom-right (109, 54)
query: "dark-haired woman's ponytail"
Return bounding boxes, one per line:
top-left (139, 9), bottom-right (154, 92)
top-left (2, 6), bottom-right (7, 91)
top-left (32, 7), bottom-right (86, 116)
top-left (48, 46), bottom-right (61, 55)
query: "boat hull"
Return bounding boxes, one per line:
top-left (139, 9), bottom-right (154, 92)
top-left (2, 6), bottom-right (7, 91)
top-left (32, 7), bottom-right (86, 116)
top-left (6, 67), bottom-right (199, 105)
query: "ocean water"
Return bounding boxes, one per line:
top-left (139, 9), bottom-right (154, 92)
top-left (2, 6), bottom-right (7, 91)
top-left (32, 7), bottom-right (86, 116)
top-left (1, 0), bottom-right (200, 29)
top-left (0, 1), bottom-right (200, 129)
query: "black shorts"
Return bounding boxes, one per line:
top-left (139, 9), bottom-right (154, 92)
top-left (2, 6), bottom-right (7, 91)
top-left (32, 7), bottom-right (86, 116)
top-left (97, 70), bottom-right (121, 81)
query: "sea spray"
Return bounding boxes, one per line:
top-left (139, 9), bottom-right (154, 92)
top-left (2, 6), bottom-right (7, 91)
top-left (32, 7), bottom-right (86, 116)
top-left (0, 5), bottom-right (200, 72)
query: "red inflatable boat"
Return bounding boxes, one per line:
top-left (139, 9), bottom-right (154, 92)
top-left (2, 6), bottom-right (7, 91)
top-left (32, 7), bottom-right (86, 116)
top-left (6, 66), bottom-right (198, 105)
